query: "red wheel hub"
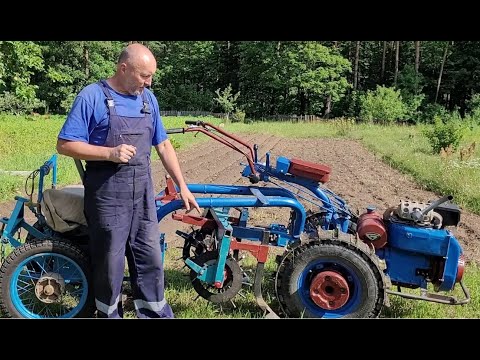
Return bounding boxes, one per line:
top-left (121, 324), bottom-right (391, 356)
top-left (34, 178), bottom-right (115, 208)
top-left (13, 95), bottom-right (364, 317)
top-left (309, 270), bottom-right (350, 310)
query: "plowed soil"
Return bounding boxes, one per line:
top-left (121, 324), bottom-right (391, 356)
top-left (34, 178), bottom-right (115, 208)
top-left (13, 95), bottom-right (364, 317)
top-left (2, 135), bottom-right (480, 265)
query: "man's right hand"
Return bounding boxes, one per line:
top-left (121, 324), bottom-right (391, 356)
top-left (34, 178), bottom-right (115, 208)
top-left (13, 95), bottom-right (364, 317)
top-left (109, 144), bottom-right (137, 163)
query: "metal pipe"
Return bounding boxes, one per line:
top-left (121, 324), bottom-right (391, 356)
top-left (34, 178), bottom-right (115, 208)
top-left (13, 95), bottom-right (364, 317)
top-left (157, 196), bottom-right (306, 237)
top-left (421, 195), bottom-right (453, 216)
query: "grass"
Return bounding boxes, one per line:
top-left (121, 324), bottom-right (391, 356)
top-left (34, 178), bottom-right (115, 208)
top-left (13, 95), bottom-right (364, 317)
top-left (0, 115), bottom-right (479, 318)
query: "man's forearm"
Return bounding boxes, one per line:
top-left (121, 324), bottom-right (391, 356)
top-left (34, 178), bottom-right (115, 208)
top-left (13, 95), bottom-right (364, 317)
top-left (155, 140), bottom-right (188, 189)
top-left (57, 139), bottom-right (112, 161)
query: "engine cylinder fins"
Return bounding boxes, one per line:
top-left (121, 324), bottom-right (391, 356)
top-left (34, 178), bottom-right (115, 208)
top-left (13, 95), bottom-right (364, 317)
top-left (309, 270), bottom-right (350, 310)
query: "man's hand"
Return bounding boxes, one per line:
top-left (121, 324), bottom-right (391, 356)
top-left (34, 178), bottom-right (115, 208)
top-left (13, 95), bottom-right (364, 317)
top-left (109, 144), bottom-right (137, 163)
top-left (179, 186), bottom-right (201, 213)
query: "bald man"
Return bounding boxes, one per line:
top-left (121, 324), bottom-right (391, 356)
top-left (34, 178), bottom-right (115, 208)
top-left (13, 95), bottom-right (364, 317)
top-left (57, 43), bottom-right (199, 318)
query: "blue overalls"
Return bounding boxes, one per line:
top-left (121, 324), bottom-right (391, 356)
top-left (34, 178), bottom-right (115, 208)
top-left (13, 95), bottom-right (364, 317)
top-left (84, 80), bottom-right (174, 318)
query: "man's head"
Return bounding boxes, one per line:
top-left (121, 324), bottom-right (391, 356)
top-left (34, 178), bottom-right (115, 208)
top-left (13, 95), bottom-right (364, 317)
top-left (116, 43), bottom-right (157, 96)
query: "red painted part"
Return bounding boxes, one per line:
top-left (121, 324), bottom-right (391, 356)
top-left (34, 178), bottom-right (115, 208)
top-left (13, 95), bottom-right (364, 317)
top-left (155, 177), bottom-right (178, 203)
top-left (185, 127), bottom-right (257, 178)
top-left (357, 211), bottom-right (388, 249)
top-left (288, 158), bottom-right (331, 183)
top-left (229, 239), bottom-right (269, 263)
top-left (171, 213), bottom-right (216, 229)
top-left (456, 255), bottom-right (465, 283)
top-left (309, 270), bottom-right (350, 310)
top-left (214, 268), bottom-right (230, 289)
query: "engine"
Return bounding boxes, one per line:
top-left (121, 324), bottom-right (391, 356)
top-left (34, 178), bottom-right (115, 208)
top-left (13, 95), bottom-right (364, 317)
top-left (357, 196), bottom-right (465, 292)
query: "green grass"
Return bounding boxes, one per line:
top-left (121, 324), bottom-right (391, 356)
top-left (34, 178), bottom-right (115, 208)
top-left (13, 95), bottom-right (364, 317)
top-left (0, 115), bottom-right (222, 202)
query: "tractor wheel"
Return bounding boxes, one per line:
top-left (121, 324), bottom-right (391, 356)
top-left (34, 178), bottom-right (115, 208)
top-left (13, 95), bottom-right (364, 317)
top-left (0, 239), bottom-right (95, 318)
top-left (275, 241), bottom-right (384, 318)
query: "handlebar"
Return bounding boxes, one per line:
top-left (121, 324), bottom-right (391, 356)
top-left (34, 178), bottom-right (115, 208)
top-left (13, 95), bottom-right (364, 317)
top-left (37, 154), bottom-right (58, 203)
top-left (40, 155), bottom-right (57, 176)
top-left (185, 120), bottom-right (203, 126)
top-left (166, 120), bottom-right (259, 183)
top-left (166, 128), bottom-right (185, 134)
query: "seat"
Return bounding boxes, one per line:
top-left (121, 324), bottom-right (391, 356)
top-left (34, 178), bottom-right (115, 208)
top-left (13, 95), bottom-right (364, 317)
top-left (41, 185), bottom-right (88, 233)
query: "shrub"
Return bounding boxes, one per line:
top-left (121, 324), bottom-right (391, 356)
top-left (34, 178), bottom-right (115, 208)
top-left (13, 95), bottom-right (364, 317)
top-left (359, 86), bottom-right (407, 124)
top-left (423, 116), bottom-right (464, 154)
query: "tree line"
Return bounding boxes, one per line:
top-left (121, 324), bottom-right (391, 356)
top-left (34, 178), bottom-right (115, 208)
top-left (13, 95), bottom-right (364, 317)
top-left (0, 41), bottom-right (476, 122)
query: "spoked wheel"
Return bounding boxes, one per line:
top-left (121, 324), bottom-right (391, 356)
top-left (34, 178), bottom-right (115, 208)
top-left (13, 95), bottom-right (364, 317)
top-left (189, 251), bottom-right (243, 304)
top-left (275, 240), bottom-right (384, 318)
top-left (0, 239), bottom-right (95, 318)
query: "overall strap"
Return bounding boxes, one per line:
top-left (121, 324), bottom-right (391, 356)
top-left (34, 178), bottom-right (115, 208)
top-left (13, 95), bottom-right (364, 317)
top-left (140, 90), bottom-right (151, 115)
top-left (97, 80), bottom-right (117, 116)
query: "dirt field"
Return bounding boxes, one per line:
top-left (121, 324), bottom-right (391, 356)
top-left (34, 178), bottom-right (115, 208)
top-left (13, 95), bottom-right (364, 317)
top-left (2, 134), bottom-right (480, 265)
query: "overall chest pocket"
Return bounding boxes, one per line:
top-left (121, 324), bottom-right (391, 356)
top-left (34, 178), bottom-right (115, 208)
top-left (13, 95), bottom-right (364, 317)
top-left (117, 132), bottom-right (144, 146)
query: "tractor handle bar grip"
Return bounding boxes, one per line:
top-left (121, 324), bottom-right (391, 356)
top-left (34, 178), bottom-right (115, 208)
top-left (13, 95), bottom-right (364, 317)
top-left (40, 164), bottom-right (52, 176)
top-left (185, 120), bottom-right (205, 126)
top-left (39, 155), bottom-right (57, 176)
top-left (166, 128), bottom-right (185, 134)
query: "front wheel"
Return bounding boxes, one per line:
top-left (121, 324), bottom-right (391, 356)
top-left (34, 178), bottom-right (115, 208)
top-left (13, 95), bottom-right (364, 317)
top-left (275, 241), bottom-right (384, 318)
top-left (0, 239), bottom-right (95, 318)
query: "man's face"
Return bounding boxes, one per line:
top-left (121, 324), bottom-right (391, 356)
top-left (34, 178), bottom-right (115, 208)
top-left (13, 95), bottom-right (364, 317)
top-left (122, 58), bottom-right (157, 96)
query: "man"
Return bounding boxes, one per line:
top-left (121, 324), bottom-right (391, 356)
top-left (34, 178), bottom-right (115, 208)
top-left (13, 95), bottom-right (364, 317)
top-left (57, 43), bottom-right (200, 318)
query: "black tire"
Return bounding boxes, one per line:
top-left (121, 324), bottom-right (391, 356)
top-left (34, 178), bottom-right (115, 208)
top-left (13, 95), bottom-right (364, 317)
top-left (190, 251), bottom-right (243, 304)
top-left (0, 239), bottom-right (95, 318)
top-left (26, 221), bottom-right (90, 254)
top-left (276, 241), bottom-right (383, 318)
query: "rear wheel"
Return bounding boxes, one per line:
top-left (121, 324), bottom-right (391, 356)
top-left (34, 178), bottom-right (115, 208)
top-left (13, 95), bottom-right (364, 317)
top-left (275, 241), bottom-right (384, 318)
top-left (0, 239), bottom-right (95, 318)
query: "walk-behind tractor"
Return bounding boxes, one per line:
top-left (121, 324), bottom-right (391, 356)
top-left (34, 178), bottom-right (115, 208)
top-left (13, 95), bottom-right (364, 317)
top-left (0, 121), bottom-right (471, 318)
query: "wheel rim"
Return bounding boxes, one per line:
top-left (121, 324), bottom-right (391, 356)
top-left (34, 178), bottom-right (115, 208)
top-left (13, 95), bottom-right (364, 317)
top-left (10, 252), bottom-right (89, 318)
top-left (297, 257), bottom-right (362, 318)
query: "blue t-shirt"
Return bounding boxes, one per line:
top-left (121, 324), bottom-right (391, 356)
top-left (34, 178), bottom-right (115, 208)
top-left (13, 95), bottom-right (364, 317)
top-left (58, 82), bottom-right (167, 146)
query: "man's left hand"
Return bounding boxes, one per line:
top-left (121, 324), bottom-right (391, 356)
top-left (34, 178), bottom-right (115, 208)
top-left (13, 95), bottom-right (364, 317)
top-left (179, 187), bottom-right (201, 213)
